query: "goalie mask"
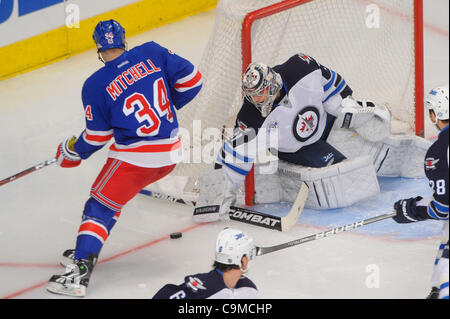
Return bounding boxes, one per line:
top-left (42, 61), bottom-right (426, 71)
top-left (425, 85), bottom-right (449, 122)
top-left (242, 62), bottom-right (282, 117)
top-left (215, 228), bottom-right (256, 272)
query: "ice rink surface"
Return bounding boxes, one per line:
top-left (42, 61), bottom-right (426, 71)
top-left (0, 0), bottom-right (448, 300)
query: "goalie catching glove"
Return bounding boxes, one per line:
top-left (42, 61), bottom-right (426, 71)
top-left (56, 135), bottom-right (82, 168)
top-left (336, 97), bottom-right (392, 143)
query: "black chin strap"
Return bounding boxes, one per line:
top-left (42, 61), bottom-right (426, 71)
top-left (97, 43), bottom-right (127, 64)
top-left (97, 51), bottom-right (105, 64)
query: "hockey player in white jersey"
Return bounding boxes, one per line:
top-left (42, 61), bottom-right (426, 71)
top-left (391, 85), bottom-right (449, 300)
top-left (152, 228), bottom-right (258, 299)
top-left (193, 53), bottom-right (429, 222)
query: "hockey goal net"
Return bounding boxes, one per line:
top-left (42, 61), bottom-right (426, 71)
top-left (149, 0), bottom-right (424, 205)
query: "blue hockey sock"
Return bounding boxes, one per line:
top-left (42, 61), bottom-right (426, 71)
top-left (74, 198), bottom-right (117, 260)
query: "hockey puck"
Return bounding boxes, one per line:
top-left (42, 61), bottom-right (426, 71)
top-left (170, 232), bottom-right (182, 239)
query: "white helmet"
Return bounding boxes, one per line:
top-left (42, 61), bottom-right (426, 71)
top-left (242, 62), bottom-right (282, 117)
top-left (425, 85), bottom-right (449, 121)
top-left (215, 228), bottom-right (256, 270)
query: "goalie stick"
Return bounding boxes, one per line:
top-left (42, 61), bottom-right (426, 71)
top-left (139, 182), bottom-right (309, 232)
top-left (0, 157), bottom-right (57, 187)
top-left (255, 211), bottom-right (397, 256)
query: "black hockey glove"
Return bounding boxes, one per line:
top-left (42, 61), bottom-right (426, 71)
top-left (393, 196), bottom-right (427, 224)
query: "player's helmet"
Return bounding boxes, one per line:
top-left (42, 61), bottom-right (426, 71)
top-left (242, 62), bottom-right (282, 117)
top-left (215, 228), bottom-right (256, 271)
top-left (93, 20), bottom-right (126, 52)
top-left (425, 85), bottom-right (449, 121)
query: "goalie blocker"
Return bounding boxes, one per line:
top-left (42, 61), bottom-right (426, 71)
top-left (193, 169), bottom-right (309, 231)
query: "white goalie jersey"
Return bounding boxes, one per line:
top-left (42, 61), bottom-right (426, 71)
top-left (216, 53), bottom-right (353, 184)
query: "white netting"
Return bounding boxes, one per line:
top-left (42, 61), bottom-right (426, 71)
top-left (151, 0), bottom-right (419, 197)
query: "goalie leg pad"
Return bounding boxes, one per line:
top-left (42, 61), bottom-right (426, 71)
top-left (375, 134), bottom-right (431, 178)
top-left (248, 162), bottom-right (283, 205)
top-left (327, 128), bottom-right (431, 178)
top-left (277, 156), bottom-right (380, 209)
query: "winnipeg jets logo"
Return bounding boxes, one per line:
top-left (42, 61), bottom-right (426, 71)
top-left (299, 114), bottom-right (315, 133)
top-left (425, 157), bottom-right (439, 170)
top-left (105, 32), bottom-right (114, 44)
top-left (298, 53), bottom-right (312, 64)
top-left (187, 277), bottom-right (206, 292)
top-left (244, 69), bottom-right (262, 91)
top-left (293, 107), bottom-right (320, 142)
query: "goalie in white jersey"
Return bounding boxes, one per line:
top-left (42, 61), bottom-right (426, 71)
top-left (193, 53), bottom-right (430, 222)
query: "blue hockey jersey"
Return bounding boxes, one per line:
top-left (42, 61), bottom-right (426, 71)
top-left (414, 126), bottom-right (449, 261)
top-left (152, 269), bottom-right (259, 299)
top-left (73, 41), bottom-right (202, 167)
top-left (415, 126), bottom-right (449, 222)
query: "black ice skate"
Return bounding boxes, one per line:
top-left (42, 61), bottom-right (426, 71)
top-left (47, 255), bottom-right (96, 297)
top-left (60, 249), bottom-right (75, 267)
top-left (426, 287), bottom-right (440, 299)
top-left (60, 249), bottom-right (99, 268)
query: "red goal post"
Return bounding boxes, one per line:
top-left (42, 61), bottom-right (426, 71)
top-left (241, 0), bottom-right (424, 205)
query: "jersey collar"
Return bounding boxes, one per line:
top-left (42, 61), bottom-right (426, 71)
top-left (105, 51), bottom-right (129, 68)
top-left (439, 124), bottom-right (449, 136)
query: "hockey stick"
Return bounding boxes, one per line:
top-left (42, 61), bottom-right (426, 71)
top-left (0, 157), bottom-right (57, 187)
top-left (255, 211), bottom-right (397, 256)
top-left (139, 182), bottom-right (309, 232)
top-left (139, 189), bottom-right (197, 206)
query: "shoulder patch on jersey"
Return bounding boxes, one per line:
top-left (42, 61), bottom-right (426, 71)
top-left (298, 53), bottom-right (313, 64)
top-left (236, 99), bottom-right (265, 132)
top-left (425, 157), bottom-right (440, 170)
top-left (237, 119), bottom-right (248, 131)
top-left (292, 106), bottom-right (320, 142)
top-left (186, 276), bottom-right (207, 293)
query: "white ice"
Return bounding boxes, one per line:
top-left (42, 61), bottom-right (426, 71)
top-left (0, 0), bottom-right (448, 299)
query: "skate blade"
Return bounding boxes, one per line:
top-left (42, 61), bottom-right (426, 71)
top-left (47, 282), bottom-right (86, 297)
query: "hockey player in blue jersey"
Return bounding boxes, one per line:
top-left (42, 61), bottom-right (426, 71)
top-left (46, 20), bottom-right (202, 297)
top-left (152, 227), bottom-right (259, 299)
top-left (391, 85), bottom-right (449, 300)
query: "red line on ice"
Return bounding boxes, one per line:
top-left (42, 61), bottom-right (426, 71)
top-left (1, 222), bottom-right (209, 299)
